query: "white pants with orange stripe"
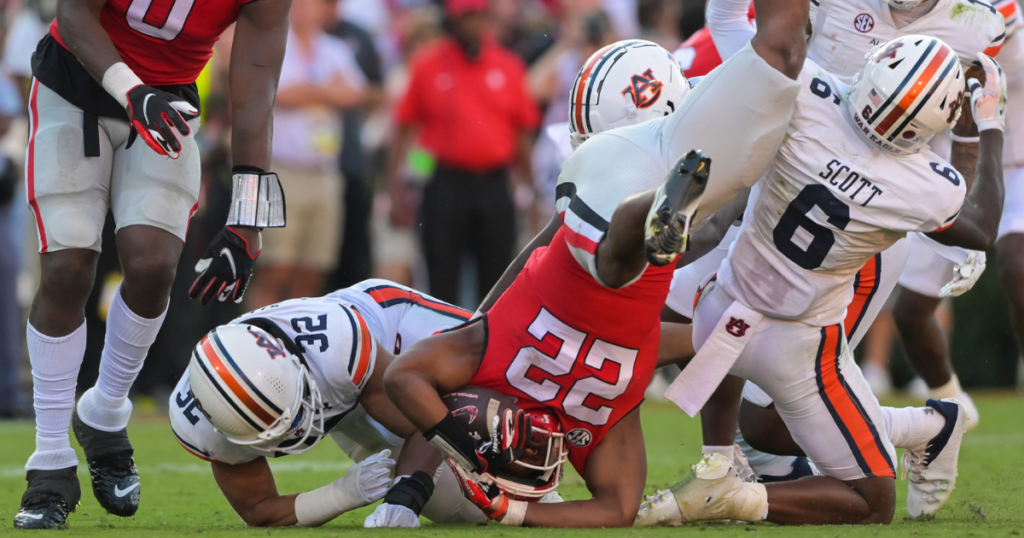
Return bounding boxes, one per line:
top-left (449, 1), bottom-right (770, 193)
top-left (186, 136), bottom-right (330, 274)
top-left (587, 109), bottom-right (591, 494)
top-left (25, 80), bottom-right (201, 253)
top-left (694, 280), bottom-right (897, 481)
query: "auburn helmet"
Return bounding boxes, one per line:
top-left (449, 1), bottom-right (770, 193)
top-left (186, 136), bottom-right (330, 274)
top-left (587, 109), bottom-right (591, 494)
top-left (188, 324), bottom-right (325, 455)
top-left (569, 39), bottom-right (690, 149)
top-left (847, 35), bottom-right (964, 155)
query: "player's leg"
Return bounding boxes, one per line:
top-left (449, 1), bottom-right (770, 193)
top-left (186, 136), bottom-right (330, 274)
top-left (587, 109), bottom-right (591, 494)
top-left (995, 166), bottom-right (1024, 379)
top-left (70, 114), bottom-right (202, 518)
top-left (16, 80), bottom-right (113, 529)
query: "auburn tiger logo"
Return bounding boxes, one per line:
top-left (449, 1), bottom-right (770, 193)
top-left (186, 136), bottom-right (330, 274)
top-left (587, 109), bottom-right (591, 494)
top-left (622, 68), bottom-right (664, 109)
top-left (252, 331), bottom-right (287, 359)
top-left (725, 317), bottom-right (751, 338)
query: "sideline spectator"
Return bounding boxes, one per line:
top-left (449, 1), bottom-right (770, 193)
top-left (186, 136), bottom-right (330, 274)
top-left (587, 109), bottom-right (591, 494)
top-left (387, 0), bottom-right (539, 306)
top-left (245, 0), bottom-right (366, 308)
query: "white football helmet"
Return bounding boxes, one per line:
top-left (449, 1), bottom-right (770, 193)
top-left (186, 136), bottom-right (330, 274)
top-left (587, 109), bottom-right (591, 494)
top-left (569, 39), bottom-right (689, 149)
top-left (189, 324), bottom-right (325, 455)
top-left (847, 35), bottom-right (964, 155)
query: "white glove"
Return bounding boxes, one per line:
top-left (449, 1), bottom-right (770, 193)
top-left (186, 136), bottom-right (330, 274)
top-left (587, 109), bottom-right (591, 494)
top-left (940, 251), bottom-right (986, 297)
top-left (364, 503), bottom-right (421, 528)
top-left (294, 449), bottom-right (395, 527)
top-left (968, 53), bottom-right (1006, 132)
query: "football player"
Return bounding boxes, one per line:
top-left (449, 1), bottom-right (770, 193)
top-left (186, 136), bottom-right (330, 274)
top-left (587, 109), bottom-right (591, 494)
top-left (168, 279), bottom-right (498, 528)
top-left (17, 0), bottom-right (291, 528)
top-left (383, 0), bottom-right (813, 527)
top-left (637, 0), bottom-right (1005, 523)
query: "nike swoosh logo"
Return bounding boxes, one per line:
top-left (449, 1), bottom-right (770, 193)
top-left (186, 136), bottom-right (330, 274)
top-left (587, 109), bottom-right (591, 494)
top-left (18, 513), bottom-right (43, 520)
top-left (114, 483), bottom-right (139, 497)
top-left (142, 93), bottom-right (154, 124)
top-left (219, 247), bottom-right (237, 279)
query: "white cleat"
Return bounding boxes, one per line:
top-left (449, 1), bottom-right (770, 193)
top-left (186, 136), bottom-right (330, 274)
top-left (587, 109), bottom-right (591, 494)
top-left (731, 445), bottom-right (757, 483)
top-left (903, 398), bottom-right (967, 518)
top-left (635, 453), bottom-right (767, 527)
top-left (955, 390), bottom-right (980, 431)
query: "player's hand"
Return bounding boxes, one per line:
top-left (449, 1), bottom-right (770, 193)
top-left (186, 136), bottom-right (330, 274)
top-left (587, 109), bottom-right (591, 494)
top-left (189, 227), bottom-right (260, 306)
top-left (940, 251), bottom-right (986, 297)
top-left (345, 449), bottom-right (396, 505)
top-left (125, 85), bottom-right (198, 159)
top-left (968, 53), bottom-right (1006, 133)
top-left (363, 503), bottom-right (421, 528)
top-left (481, 407), bottom-right (532, 469)
top-left (447, 459), bottom-right (512, 521)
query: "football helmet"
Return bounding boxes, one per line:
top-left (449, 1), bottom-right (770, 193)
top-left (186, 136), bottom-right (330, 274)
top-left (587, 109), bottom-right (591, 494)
top-left (569, 39), bottom-right (689, 149)
top-left (847, 35), bottom-right (964, 155)
top-left (490, 409), bottom-right (568, 500)
top-left (188, 324), bottom-right (325, 455)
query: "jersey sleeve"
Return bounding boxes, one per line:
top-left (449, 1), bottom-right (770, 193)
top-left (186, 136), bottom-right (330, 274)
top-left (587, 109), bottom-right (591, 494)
top-left (168, 370), bottom-right (261, 465)
top-left (909, 159), bottom-right (967, 233)
top-left (978, 0), bottom-right (1008, 58)
top-left (991, 0), bottom-right (1022, 38)
top-left (314, 303), bottom-right (379, 406)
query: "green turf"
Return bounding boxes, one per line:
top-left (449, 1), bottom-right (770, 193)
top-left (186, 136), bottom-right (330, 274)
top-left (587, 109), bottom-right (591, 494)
top-left (1, 395), bottom-right (1022, 536)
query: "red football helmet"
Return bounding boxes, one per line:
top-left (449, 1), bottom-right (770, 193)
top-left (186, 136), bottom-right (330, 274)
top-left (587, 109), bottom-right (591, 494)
top-left (491, 409), bottom-right (568, 500)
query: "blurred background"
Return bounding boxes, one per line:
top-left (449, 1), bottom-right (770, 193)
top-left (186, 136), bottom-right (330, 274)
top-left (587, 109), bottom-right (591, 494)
top-left (0, 0), bottom-right (1019, 419)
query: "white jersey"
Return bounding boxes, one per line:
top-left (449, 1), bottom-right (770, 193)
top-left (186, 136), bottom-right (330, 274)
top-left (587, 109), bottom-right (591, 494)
top-left (809, 0), bottom-right (1006, 83)
top-left (170, 279), bottom-right (472, 464)
top-left (718, 60), bottom-right (966, 325)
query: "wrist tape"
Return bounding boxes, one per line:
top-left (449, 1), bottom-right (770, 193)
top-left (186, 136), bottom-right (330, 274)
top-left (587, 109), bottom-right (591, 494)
top-left (101, 62), bottom-right (143, 110)
top-left (382, 471), bottom-right (435, 515)
top-left (424, 414), bottom-right (483, 473)
top-left (225, 172), bottom-right (286, 228)
top-left (501, 499), bottom-right (527, 526)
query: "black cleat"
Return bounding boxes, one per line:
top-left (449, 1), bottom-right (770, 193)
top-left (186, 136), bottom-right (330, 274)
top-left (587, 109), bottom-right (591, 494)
top-left (72, 409), bottom-right (140, 517)
top-left (14, 467), bottom-right (81, 529)
top-left (644, 149), bottom-right (711, 266)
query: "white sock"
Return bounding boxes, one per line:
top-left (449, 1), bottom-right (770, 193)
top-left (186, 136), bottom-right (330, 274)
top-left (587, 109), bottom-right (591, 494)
top-left (26, 321), bottom-right (86, 471)
top-left (930, 375), bottom-right (962, 401)
top-left (89, 285), bottom-right (166, 430)
top-left (702, 445), bottom-right (733, 458)
top-left (882, 406), bottom-right (947, 452)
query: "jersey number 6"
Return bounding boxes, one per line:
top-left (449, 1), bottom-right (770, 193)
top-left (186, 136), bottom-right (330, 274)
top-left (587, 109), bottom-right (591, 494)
top-left (773, 184), bottom-right (851, 270)
top-left (505, 308), bottom-right (637, 426)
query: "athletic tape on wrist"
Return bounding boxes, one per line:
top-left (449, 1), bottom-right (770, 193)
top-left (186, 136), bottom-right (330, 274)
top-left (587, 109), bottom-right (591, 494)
top-left (501, 499), bottom-right (527, 526)
top-left (950, 133), bottom-right (981, 143)
top-left (225, 172), bottom-right (286, 228)
top-left (101, 62), bottom-right (143, 110)
top-left (382, 471), bottom-right (435, 515)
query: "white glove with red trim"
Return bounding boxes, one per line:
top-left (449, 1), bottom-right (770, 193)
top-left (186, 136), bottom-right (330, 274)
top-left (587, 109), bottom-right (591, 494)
top-left (969, 53), bottom-right (1006, 133)
top-left (940, 251), bottom-right (986, 298)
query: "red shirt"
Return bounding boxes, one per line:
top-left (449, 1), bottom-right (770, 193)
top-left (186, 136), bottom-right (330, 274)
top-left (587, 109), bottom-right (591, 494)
top-left (469, 229), bottom-right (671, 474)
top-left (675, 28), bottom-right (723, 78)
top-left (49, 0), bottom-right (254, 85)
top-left (396, 37), bottom-right (539, 171)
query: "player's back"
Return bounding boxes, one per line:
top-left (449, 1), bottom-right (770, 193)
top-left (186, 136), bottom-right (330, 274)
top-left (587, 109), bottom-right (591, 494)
top-left (719, 60), bottom-right (966, 325)
top-left (809, 0), bottom-right (1005, 83)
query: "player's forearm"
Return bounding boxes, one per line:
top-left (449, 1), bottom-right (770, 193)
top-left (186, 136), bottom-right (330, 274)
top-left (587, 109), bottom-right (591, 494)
top-left (56, 0), bottom-right (125, 83)
top-left (479, 214), bottom-right (560, 312)
top-left (394, 434), bottom-right (443, 477)
top-left (521, 498), bottom-right (635, 528)
top-left (928, 130), bottom-right (1004, 249)
top-left (383, 356), bottom-right (451, 432)
top-left (234, 494), bottom-right (300, 527)
top-left (949, 141), bottom-right (979, 193)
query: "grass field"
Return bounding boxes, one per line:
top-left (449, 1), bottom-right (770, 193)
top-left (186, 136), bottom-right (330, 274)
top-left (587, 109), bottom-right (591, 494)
top-left (1, 395), bottom-right (1022, 536)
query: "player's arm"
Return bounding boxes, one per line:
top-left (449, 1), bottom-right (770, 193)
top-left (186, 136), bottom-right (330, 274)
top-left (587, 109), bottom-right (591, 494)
top-left (927, 55), bottom-right (1005, 250)
top-left (55, 0), bottom-right (121, 81)
top-left (948, 66), bottom-right (984, 192)
top-left (479, 214), bottom-right (561, 312)
top-left (211, 458), bottom-right (299, 527)
top-left (190, 0), bottom-right (290, 306)
top-left (517, 407), bottom-right (647, 528)
top-left (675, 188), bottom-right (748, 268)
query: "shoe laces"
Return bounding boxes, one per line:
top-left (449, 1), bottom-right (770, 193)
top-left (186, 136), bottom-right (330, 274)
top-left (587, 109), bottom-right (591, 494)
top-left (900, 449), bottom-right (926, 482)
top-left (21, 491), bottom-right (68, 512)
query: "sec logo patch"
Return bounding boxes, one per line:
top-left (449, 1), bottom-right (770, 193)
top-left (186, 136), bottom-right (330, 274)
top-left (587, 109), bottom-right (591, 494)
top-left (566, 428), bottom-right (593, 447)
top-left (854, 13), bottom-right (874, 33)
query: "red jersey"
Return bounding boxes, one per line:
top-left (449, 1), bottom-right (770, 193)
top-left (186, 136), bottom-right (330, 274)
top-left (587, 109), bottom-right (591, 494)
top-left (49, 0), bottom-right (255, 85)
top-left (674, 28), bottom-right (723, 78)
top-left (469, 229), bottom-right (672, 474)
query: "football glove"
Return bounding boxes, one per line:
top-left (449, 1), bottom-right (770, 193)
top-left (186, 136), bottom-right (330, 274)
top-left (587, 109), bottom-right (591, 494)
top-left (447, 459), bottom-right (524, 523)
top-left (125, 85), bottom-right (198, 159)
top-left (424, 411), bottom-right (532, 475)
top-left (189, 227), bottom-right (260, 306)
top-left (940, 251), bottom-right (986, 298)
top-left (968, 53), bottom-right (1006, 133)
top-left (295, 449), bottom-right (395, 526)
top-left (364, 503), bottom-right (421, 528)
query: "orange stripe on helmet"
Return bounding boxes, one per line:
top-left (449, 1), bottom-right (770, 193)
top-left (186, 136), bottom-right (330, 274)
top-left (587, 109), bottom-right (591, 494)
top-left (817, 326), bottom-right (894, 478)
top-left (351, 309), bottom-right (374, 387)
top-left (875, 44), bottom-right (952, 137)
top-left (200, 336), bottom-right (276, 425)
top-left (573, 44), bottom-right (615, 135)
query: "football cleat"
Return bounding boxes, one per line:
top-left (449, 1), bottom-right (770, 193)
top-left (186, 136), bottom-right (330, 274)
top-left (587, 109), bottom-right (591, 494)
top-left (902, 398), bottom-right (967, 518)
top-left (644, 150), bottom-right (711, 266)
top-left (72, 408), bottom-right (140, 517)
top-left (635, 453), bottom-right (767, 526)
top-left (13, 467), bottom-right (81, 529)
top-left (955, 390), bottom-right (980, 431)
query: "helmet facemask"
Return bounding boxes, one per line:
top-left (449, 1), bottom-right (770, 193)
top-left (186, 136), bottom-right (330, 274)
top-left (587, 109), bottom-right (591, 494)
top-left (490, 411), bottom-right (568, 500)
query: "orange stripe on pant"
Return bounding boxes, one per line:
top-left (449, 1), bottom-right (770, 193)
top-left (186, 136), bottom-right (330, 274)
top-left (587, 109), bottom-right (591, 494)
top-left (26, 79), bottom-right (47, 253)
top-left (815, 325), bottom-right (895, 478)
top-left (844, 254), bottom-right (880, 342)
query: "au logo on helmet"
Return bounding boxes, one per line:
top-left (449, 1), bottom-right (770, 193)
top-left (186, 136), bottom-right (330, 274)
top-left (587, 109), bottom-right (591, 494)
top-left (251, 330), bottom-right (287, 360)
top-left (622, 68), bottom-right (664, 109)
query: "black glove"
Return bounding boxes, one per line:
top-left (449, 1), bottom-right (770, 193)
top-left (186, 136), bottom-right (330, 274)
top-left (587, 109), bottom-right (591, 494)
top-left (189, 227), bottom-right (259, 306)
top-left (125, 85), bottom-right (198, 159)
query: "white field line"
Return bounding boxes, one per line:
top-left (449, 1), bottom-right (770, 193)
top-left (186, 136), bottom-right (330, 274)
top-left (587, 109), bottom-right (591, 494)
top-left (0, 460), bottom-right (353, 478)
